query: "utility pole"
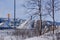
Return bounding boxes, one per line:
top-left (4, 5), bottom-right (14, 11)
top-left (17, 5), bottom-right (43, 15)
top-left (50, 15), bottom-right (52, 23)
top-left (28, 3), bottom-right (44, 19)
top-left (52, 0), bottom-right (54, 34)
top-left (14, 0), bottom-right (16, 28)
top-left (38, 0), bottom-right (42, 35)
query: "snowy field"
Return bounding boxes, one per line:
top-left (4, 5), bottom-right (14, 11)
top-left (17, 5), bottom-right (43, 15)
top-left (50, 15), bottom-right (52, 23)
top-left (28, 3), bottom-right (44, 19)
top-left (0, 27), bottom-right (60, 40)
top-left (0, 29), bottom-right (24, 40)
top-left (0, 34), bottom-right (53, 40)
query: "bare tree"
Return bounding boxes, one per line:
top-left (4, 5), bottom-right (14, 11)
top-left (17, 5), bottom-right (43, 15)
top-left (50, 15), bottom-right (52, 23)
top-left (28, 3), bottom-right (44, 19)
top-left (45, 0), bottom-right (60, 34)
top-left (22, 0), bottom-right (45, 35)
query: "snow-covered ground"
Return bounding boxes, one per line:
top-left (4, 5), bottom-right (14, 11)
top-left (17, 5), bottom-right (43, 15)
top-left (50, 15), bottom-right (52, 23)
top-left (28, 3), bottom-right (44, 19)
top-left (0, 21), bottom-right (60, 40)
top-left (25, 27), bottom-right (60, 40)
top-left (0, 29), bottom-right (24, 40)
top-left (25, 36), bottom-right (53, 40)
top-left (0, 29), bottom-right (58, 40)
top-left (0, 27), bottom-right (59, 40)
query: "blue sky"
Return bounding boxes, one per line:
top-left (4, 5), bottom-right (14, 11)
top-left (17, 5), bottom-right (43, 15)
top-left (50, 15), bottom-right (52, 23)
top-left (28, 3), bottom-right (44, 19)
top-left (0, 0), bottom-right (28, 19)
top-left (0, 0), bottom-right (60, 22)
top-left (0, 0), bottom-right (14, 18)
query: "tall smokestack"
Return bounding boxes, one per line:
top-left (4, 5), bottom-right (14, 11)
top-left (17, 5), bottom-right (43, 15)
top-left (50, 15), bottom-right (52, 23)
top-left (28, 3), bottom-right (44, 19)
top-left (7, 13), bottom-right (10, 24)
top-left (8, 13), bottom-right (10, 18)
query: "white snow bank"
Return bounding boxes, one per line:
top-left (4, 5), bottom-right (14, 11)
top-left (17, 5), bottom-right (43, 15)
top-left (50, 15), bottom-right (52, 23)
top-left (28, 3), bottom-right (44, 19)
top-left (17, 18), bottom-right (31, 29)
top-left (17, 18), bottom-right (33, 29)
top-left (0, 23), bottom-right (4, 26)
top-left (25, 36), bottom-right (52, 40)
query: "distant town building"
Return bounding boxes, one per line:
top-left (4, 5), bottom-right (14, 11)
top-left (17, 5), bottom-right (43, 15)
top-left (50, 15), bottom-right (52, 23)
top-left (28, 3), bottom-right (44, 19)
top-left (0, 18), bottom-right (26, 28)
